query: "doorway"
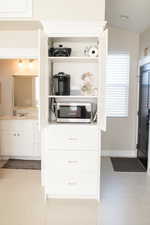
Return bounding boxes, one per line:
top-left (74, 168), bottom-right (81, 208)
top-left (137, 63), bottom-right (150, 169)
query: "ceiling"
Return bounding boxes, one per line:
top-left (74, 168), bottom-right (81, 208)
top-left (106, 0), bottom-right (150, 33)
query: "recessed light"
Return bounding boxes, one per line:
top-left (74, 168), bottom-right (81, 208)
top-left (120, 15), bottom-right (129, 21)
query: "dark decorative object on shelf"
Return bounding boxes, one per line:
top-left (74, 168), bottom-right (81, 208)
top-left (53, 72), bottom-right (70, 95)
top-left (49, 45), bottom-right (72, 57)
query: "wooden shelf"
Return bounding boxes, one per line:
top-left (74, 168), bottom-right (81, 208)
top-left (48, 56), bottom-right (99, 63)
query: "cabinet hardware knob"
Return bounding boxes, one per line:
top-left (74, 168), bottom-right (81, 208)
top-left (67, 160), bottom-right (78, 164)
top-left (68, 138), bottom-right (78, 141)
top-left (67, 181), bottom-right (77, 186)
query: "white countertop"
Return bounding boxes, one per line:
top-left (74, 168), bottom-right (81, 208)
top-left (0, 115), bottom-right (38, 120)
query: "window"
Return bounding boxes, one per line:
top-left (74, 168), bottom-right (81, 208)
top-left (105, 53), bottom-right (130, 117)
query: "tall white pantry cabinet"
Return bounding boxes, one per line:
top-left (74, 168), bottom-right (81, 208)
top-left (40, 22), bottom-right (108, 200)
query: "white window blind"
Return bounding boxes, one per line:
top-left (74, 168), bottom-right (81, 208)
top-left (106, 54), bottom-right (130, 117)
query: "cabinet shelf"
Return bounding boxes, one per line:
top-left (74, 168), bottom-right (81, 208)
top-left (48, 56), bottom-right (99, 63)
top-left (48, 121), bottom-right (98, 126)
top-left (48, 95), bottom-right (98, 98)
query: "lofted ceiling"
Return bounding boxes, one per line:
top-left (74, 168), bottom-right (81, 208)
top-left (106, 0), bottom-right (150, 33)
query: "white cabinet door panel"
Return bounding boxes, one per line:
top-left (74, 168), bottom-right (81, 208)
top-left (0, 131), bottom-right (12, 156)
top-left (10, 131), bottom-right (33, 157)
top-left (0, 131), bottom-right (33, 157)
top-left (0, 0), bottom-right (32, 17)
top-left (98, 29), bottom-right (108, 131)
top-left (0, 120), bottom-right (35, 157)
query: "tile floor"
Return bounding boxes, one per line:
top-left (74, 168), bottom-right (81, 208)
top-left (0, 168), bottom-right (98, 225)
top-left (101, 157), bottom-right (150, 225)
top-left (0, 157), bottom-right (150, 225)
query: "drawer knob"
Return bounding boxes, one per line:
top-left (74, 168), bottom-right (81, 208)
top-left (68, 138), bottom-right (78, 141)
top-left (67, 181), bottom-right (77, 186)
top-left (67, 160), bottom-right (78, 164)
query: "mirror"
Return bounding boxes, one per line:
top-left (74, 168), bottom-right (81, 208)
top-left (13, 75), bottom-right (39, 108)
top-left (0, 82), bottom-right (1, 104)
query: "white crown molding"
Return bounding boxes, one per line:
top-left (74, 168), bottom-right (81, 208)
top-left (102, 150), bottom-right (137, 158)
top-left (41, 20), bottom-right (107, 37)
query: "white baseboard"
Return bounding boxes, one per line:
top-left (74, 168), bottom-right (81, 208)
top-left (0, 156), bottom-right (41, 160)
top-left (0, 156), bottom-right (10, 160)
top-left (102, 150), bottom-right (137, 158)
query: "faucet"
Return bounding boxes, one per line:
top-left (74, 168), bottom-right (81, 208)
top-left (13, 110), bottom-right (17, 116)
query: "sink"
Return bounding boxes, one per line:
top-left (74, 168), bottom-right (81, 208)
top-left (13, 115), bottom-right (26, 119)
top-left (13, 113), bottom-right (28, 118)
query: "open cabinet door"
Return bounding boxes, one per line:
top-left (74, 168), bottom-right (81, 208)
top-left (98, 29), bottom-right (108, 131)
top-left (39, 31), bottom-right (48, 128)
top-left (39, 30), bottom-right (48, 186)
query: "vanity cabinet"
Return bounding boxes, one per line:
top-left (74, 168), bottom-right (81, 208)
top-left (0, 0), bottom-right (32, 18)
top-left (0, 130), bottom-right (33, 157)
top-left (0, 120), bottom-right (40, 158)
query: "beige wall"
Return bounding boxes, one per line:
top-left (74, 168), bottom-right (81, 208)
top-left (32, 0), bottom-right (105, 21)
top-left (140, 27), bottom-right (150, 58)
top-left (102, 27), bottom-right (139, 155)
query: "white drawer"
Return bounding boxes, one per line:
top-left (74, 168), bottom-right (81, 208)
top-left (46, 172), bottom-right (98, 197)
top-left (46, 151), bottom-right (99, 172)
top-left (47, 125), bottom-right (99, 150)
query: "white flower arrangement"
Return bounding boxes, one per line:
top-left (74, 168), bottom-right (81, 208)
top-left (81, 72), bottom-right (97, 96)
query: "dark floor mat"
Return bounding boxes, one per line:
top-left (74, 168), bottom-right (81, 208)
top-left (2, 159), bottom-right (41, 170)
top-left (110, 157), bottom-right (146, 172)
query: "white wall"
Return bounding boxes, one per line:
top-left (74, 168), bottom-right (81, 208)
top-left (102, 27), bottom-right (139, 156)
top-left (0, 30), bottom-right (38, 49)
top-left (0, 30), bottom-right (39, 58)
top-left (32, 0), bottom-right (105, 21)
